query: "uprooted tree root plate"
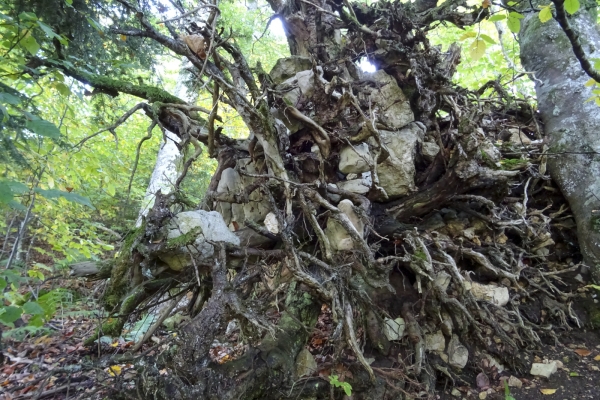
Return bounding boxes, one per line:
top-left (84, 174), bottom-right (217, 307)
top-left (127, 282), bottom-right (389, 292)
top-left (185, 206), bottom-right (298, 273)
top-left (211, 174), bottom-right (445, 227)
top-left (84, 97), bottom-right (599, 400)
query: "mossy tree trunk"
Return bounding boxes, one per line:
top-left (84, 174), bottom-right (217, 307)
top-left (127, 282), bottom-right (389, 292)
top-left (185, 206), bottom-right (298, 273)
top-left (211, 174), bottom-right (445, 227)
top-left (519, 0), bottom-right (600, 281)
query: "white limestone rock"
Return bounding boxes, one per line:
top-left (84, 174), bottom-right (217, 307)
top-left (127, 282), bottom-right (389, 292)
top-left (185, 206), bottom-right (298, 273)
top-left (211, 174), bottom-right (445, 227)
top-left (295, 348), bottom-right (318, 378)
top-left (422, 141), bottom-right (440, 162)
top-left (507, 376), bottom-right (522, 388)
top-left (376, 123), bottom-right (424, 199)
top-left (447, 334), bottom-right (469, 369)
top-left (215, 159), bottom-right (271, 230)
top-left (338, 172), bottom-right (372, 195)
top-left (470, 282), bottom-right (510, 307)
top-left (425, 331), bottom-right (446, 353)
top-left (530, 361), bottom-right (558, 378)
top-left (324, 199), bottom-right (364, 251)
top-left (339, 143), bottom-right (373, 174)
top-left (362, 69), bottom-right (414, 129)
top-left (269, 56), bottom-right (313, 85)
top-left (279, 67), bottom-right (327, 107)
top-left (383, 318), bottom-right (406, 341)
top-left (160, 210), bottom-right (240, 271)
top-left (264, 212), bottom-right (279, 234)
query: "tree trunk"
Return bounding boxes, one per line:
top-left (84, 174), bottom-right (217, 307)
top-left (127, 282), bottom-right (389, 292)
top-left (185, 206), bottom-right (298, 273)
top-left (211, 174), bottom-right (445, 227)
top-left (136, 66), bottom-right (197, 226)
top-left (520, 2), bottom-right (600, 281)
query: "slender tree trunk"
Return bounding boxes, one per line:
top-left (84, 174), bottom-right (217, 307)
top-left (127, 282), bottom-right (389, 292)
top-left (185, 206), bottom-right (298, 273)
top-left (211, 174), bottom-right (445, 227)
top-left (136, 67), bottom-right (196, 226)
top-left (519, 2), bottom-right (600, 281)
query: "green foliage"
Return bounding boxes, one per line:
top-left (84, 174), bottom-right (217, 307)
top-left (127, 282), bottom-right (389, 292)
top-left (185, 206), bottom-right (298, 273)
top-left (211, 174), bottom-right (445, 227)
top-left (564, 0), bottom-right (580, 14)
top-left (539, 4), bottom-right (553, 22)
top-left (507, 12), bottom-right (524, 34)
top-left (329, 375), bottom-right (352, 396)
top-left (504, 380), bottom-right (516, 400)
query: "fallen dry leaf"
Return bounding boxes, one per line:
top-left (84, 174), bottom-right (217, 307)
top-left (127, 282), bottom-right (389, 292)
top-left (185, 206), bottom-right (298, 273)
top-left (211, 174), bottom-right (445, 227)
top-left (107, 365), bottom-right (122, 376)
top-left (594, 354), bottom-right (600, 361)
top-left (574, 348), bottom-right (592, 356)
top-left (540, 388), bottom-right (557, 395)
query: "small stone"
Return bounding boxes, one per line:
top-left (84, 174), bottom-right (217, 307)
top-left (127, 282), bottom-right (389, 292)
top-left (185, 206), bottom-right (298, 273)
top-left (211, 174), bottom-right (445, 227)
top-left (483, 353), bottom-right (505, 373)
top-left (509, 129), bottom-right (532, 146)
top-left (425, 331), bottom-right (446, 353)
top-left (470, 282), bottom-right (510, 306)
top-left (421, 141), bottom-right (440, 162)
top-left (508, 376), bottom-right (523, 388)
top-left (554, 360), bottom-right (563, 369)
top-left (264, 212), bottom-right (279, 234)
top-left (225, 320), bottom-right (239, 336)
top-left (451, 388), bottom-right (461, 397)
top-left (448, 334), bottom-right (469, 369)
top-left (383, 317), bottom-right (406, 341)
top-left (463, 227), bottom-right (476, 240)
top-left (295, 348), bottom-right (318, 378)
top-left (530, 361), bottom-right (558, 378)
top-left (535, 247), bottom-right (550, 257)
top-left (338, 178), bottom-right (370, 194)
top-left (339, 143), bottom-right (373, 174)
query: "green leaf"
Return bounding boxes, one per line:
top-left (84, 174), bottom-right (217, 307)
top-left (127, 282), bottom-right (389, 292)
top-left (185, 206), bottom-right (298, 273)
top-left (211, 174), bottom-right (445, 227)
top-left (480, 34), bottom-right (496, 44)
top-left (18, 12), bottom-right (37, 21)
top-left (539, 6), bottom-right (553, 22)
top-left (507, 1), bottom-right (517, 4)
top-left (0, 104), bottom-right (7, 122)
top-left (564, 0), bottom-right (580, 14)
top-left (0, 180), bottom-right (26, 203)
top-left (28, 314), bottom-right (45, 327)
top-left (0, 92), bottom-right (21, 105)
top-left (23, 301), bottom-right (45, 315)
top-left (34, 188), bottom-right (95, 209)
top-left (585, 78), bottom-right (597, 87)
top-left (569, 371), bottom-right (580, 377)
top-left (469, 39), bottom-right (487, 61)
top-left (106, 183), bottom-right (116, 197)
top-left (86, 17), bottom-right (103, 33)
top-left (26, 118), bottom-right (61, 138)
top-left (507, 12), bottom-right (523, 33)
top-left (488, 14), bottom-right (506, 21)
top-left (0, 306), bottom-right (23, 325)
top-left (459, 31), bottom-right (477, 40)
top-left (20, 35), bottom-right (40, 55)
top-left (0, 181), bottom-right (13, 203)
top-left (64, 0), bottom-right (73, 5)
top-left (0, 277), bottom-right (6, 292)
top-left (342, 382), bottom-right (352, 396)
top-left (37, 21), bottom-right (60, 40)
top-left (53, 82), bottom-right (71, 96)
top-left (8, 200), bottom-right (26, 211)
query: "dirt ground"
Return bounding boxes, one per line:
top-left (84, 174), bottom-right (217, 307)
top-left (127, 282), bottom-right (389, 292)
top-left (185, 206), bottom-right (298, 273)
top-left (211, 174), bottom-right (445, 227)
top-left (437, 327), bottom-right (600, 400)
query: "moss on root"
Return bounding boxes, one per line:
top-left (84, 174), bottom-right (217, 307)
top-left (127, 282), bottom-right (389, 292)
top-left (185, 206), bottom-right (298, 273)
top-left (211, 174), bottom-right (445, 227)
top-left (102, 225), bottom-right (144, 311)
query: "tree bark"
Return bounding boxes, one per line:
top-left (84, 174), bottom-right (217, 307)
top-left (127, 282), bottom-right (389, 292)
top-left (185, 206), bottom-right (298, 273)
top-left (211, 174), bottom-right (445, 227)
top-left (520, 1), bottom-right (600, 281)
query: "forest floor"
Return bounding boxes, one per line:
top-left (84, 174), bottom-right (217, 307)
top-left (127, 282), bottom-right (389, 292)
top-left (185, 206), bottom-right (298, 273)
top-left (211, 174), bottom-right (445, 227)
top-left (1, 277), bottom-right (599, 400)
top-left (6, 245), bottom-right (598, 398)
